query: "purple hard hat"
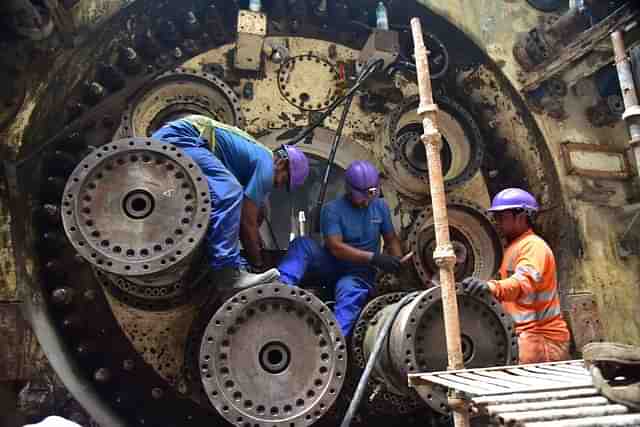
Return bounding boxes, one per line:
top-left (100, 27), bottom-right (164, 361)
top-left (345, 160), bottom-right (380, 201)
top-left (488, 188), bottom-right (539, 213)
top-left (282, 145), bottom-right (309, 191)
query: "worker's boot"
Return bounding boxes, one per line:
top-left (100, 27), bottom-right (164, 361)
top-left (583, 342), bottom-right (640, 410)
top-left (215, 266), bottom-right (280, 295)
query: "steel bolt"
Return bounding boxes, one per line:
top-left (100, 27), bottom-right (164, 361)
top-left (94, 368), bottom-right (111, 383)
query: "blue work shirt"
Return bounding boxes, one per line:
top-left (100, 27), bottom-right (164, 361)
top-left (321, 196), bottom-right (394, 271)
top-left (152, 118), bottom-right (274, 205)
top-left (212, 127), bottom-right (274, 205)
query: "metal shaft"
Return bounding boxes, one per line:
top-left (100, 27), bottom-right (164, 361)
top-left (410, 17), bottom-right (470, 427)
top-left (611, 30), bottom-right (640, 170)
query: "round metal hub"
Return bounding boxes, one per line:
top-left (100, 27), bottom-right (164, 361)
top-left (119, 68), bottom-right (244, 137)
top-left (199, 284), bottom-right (347, 427)
top-left (388, 286), bottom-right (518, 413)
top-left (278, 54), bottom-right (339, 111)
top-left (61, 137), bottom-right (211, 277)
top-left (351, 292), bottom-right (424, 415)
top-left (408, 198), bottom-right (502, 283)
top-left (123, 189), bottom-right (155, 219)
top-left (381, 95), bottom-right (484, 198)
top-left (396, 130), bottom-right (453, 179)
top-left (259, 341), bottom-right (291, 374)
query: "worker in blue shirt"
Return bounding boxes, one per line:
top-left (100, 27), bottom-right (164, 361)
top-left (152, 115), bottom-right (310, 291)
top-left (277, 160), bottom-right (404, 336)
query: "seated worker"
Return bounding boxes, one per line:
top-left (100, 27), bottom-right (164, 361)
top-left (277, 160), bottom-right (404, 336)
top-left (462, 188), bottom-right (571, 364)
top-left (152, 115), bottom-right (310, 290)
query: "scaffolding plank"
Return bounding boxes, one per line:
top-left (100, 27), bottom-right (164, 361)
top-left (485, 396), bottom-right (610, 415)
top-left (436, 373), bottom-right (510, 394)
top-left (472, 388), bottom-right (599, 406)
top-left (524, 414), bottom-right (640, 427)
top-left (496, 404), bottom-right (629, 424)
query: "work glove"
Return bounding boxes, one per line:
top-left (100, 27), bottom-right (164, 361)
top-left (371, 254), bottom-right (402, 274)
top-left (461, 277), bottom-right (490, 296)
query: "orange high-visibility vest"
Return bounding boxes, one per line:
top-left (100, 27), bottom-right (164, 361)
top-left (488, 229), bottom-right (570, 342)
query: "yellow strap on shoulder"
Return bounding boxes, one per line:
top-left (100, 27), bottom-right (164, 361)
top-left (183, 114), bottom-right (263, 151)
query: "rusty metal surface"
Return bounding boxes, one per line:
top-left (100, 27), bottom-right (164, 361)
top-left (118, 68), bottom-right (245, 137)
top-left (560, 142), bottom-right (631, 180)
top-left (3, 1), bottom-right (639, 426)
top-left (380, 95), bottom-right (485, 199)
top-left (350, 292), bottom-right (425, 415)
top-left (564, 292), bottom-right (605, 352)
top-left (278, 54), bottom-right (340, 111)
top-left (519, 4), bottom-right (640, 91)
top-left (0, 303), bottom-right (43, 381)
top-left (352, 285), bottom-right (516, 415)
top-left (408, 198), bottom-right (502, 283)
top-left (61, 137), bottom-right (210, 279)
top-left (199, 283), bottom-right (347, 427)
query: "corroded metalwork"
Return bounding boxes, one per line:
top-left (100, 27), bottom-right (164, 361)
top-left (199, 283), bottom-right (346, 427)
top-left (277, 54), bottom-right (340, 111)
top-left (61, 137), bottom-right (210, 279)
top-left (408, 198), bottom-right (502, 284)
top-left (119, 68), bottom-right (244, 137)
top-left (357, 285), bottom-right (517, 414)
top-left (350, 292), bottom-right (425, 415)
top-left (381, 95), bottom-right (484, 198)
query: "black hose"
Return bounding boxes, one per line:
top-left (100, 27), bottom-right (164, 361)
top-left (340, 291), bottom-right (421, 427)
top-left (288, 58), bottom-right (385, 146)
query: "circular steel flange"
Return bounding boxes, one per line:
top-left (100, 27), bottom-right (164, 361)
top-left (61, 137), bottom-right (211, 278)
top-left (381, 95), bottom-right (484, 199)
top-left (93, 254), bottom-right (209, 311)
top-left (119, 68), bottom-right (244, 137)
top-left (350, 292), bottom-right (425, 415)
top-left (387, 286), bottom-right (518, 414)
top-left (408, 198), bottom-right (502, 284)
top-left (277, 54), bottom-right (340, 111)
top-left (199, 284), bottom-right (347, 427)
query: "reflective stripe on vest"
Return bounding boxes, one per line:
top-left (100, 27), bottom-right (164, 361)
top-left (510, 303), bottom-right (562, 323)
top-left (518, 287), bottom-right (558, 305)
top-left (183, 114), bottom-right (261, 151)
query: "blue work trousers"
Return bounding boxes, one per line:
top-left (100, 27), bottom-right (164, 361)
top-left (278, 237), bottom-right (375, 336)
top-left (151, 126), bottom-right (243, 270)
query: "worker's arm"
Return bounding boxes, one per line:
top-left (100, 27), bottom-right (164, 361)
top-left (325, 234), bottom-right (376, 264)
top-left (382, 231), bottom-right (403, 258)
top-left (240, 197), bottom-right (264, 268)
top-left (488, 241), bottom-right (543, 302)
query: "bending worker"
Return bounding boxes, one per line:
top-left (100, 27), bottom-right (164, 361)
top-left (277, 160), bottom-right (404, 336)
top-left (462, 188), bottom-right (571, 364)
top-left (152, 115), bottom-right (310, 290)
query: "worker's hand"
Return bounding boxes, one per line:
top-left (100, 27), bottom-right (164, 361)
top-left (371, 253), bottom-right (402, 274)
top-left (461, 277), bottom-right (489, 296)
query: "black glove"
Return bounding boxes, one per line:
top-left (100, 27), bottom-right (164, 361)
top-left (371, 254), bottom-right (402, 274)
top-left (461, 277), bottom-right (489, 296)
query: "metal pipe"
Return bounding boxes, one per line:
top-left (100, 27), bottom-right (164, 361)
top-left (411, 17), bottom-right (470, 427)
top-left (612, 30), bottom-right (640, 172)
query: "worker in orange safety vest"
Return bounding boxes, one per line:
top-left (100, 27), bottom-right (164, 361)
top-left (461, 188), bottom-right (571, 364)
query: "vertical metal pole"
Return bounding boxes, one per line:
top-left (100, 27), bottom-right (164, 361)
top-left (410, 18), bottom-right (470, 427)
top-left (612, 30), bottom-right (640, 171)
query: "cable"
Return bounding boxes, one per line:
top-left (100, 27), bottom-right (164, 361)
top-left (287, 58), bottom-right (385, 146)
top-left (340, 291), bottom-right (420, 427)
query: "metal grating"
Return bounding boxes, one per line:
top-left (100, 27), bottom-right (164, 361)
top-left (409, 360), bottom-right (640, 426)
